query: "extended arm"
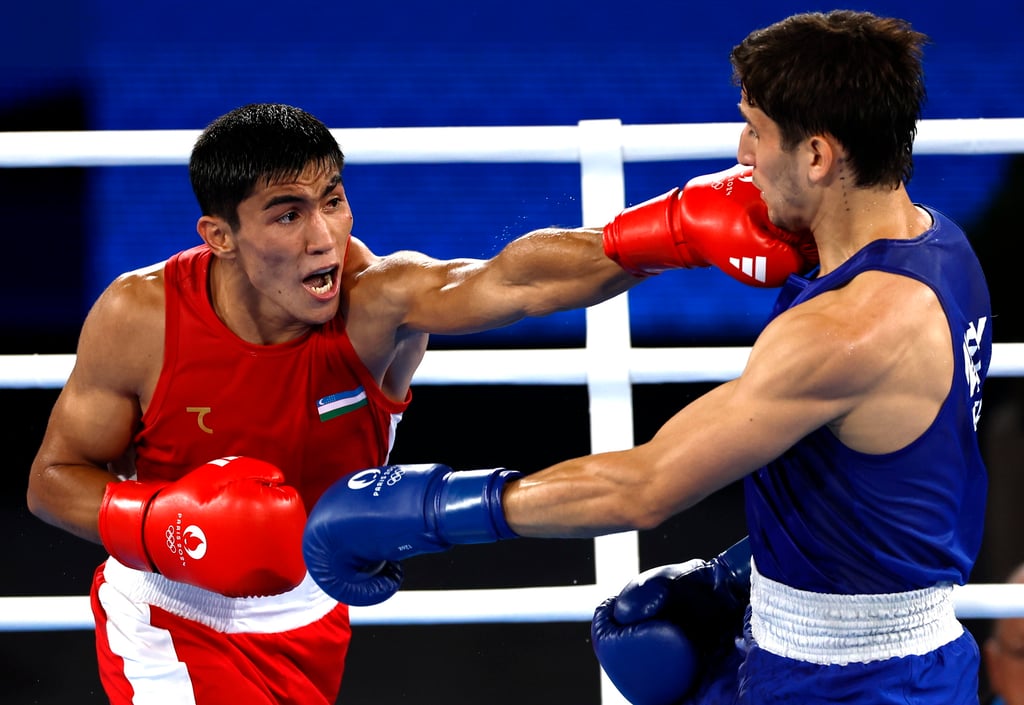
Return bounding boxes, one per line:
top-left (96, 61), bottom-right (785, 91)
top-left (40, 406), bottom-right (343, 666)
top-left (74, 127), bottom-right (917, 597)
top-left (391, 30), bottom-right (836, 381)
top-left (354, 164), bottom-right (818, 339)
top-left (302, 303), bottom-right (834, 605)
top-left (355, 226), bottom-right (637, 338)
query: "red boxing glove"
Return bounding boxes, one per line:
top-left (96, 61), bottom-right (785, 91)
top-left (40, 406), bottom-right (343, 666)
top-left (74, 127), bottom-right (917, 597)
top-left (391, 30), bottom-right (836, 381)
top-left (603, 164), bottom-right (818, 287)
top-left (98, 456), bottom-right (307, 598)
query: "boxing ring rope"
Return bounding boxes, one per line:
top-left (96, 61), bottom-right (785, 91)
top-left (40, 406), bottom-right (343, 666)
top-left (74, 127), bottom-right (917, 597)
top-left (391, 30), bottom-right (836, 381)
top-left (3, 118), bottom-right (1024, 704)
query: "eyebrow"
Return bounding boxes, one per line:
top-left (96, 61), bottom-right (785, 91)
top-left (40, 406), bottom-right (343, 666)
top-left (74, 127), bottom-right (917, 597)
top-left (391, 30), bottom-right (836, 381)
top-left (322, 173), bottom-right (342, 198)
top-left (260, 173), bottom-right (343, 212)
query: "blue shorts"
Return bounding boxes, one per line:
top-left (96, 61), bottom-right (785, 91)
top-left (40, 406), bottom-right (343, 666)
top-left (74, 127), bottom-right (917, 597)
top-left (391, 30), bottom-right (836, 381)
top-left (736, 629), bottom-right (980, 704)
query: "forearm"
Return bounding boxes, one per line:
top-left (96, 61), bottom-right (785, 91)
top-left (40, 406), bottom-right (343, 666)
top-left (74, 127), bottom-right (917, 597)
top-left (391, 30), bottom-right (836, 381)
top-left (493, 227), bottom-right (638, 314)
top-left (26, 462), bottom-right (112, 545)
top-left (501, 452), bottom-right (669, 538)
top-left (404, 227), bottom-right (637, 335)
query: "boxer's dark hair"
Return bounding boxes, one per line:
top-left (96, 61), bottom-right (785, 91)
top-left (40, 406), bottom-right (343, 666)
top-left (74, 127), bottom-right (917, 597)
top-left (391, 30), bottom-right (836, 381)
top-left (189, 103), bottom-right (345, 230)
top-left (730, 10), bottom-right (928, 189)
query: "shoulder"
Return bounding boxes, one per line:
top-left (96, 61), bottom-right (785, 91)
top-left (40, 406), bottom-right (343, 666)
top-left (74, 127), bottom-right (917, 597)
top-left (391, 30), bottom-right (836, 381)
top-left (744, 271), bottom-right (946, 410)
top-left (344, 236), bottom-right (436, 271)
top-left (346, 238), bottom-right (455, 309)
top-left (345, 238), bottom-right (421, 295)
top-left (102, 261), bottom-right (167, 326)
top-left (74, 260), bottom-right (168, 395)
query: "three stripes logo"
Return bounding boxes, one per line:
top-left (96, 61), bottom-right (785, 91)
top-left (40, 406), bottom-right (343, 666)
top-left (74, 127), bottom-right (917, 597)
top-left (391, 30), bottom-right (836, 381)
top-left (728, 255), bottom-right (768, 284)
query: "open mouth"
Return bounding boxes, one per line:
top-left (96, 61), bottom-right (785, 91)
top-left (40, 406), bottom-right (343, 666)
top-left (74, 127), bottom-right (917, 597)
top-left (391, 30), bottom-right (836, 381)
top-left (303, 266), bottom-right (338, 297)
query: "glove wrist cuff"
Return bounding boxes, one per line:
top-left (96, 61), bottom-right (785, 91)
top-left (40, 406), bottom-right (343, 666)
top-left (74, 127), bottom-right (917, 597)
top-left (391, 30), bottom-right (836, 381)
top-left (439, 469), bottom-right (521, 543)
top-left (603, 188), bottom-right (705, 275)
top-left (98, 480), bottom-right (162, 572)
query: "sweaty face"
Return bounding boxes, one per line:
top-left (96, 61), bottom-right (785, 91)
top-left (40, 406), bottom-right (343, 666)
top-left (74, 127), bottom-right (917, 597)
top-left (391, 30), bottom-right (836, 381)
top-left (230, 165), bottom-right (353, 335)
top-left (736, 99), bottom-right (807, 233)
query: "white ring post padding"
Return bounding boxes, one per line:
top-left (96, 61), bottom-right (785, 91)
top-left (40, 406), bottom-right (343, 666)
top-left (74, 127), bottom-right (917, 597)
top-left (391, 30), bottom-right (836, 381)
top-left (579, 118), bottom-right (637, 705)
top-left (578, 119), bottom-right (641, 588)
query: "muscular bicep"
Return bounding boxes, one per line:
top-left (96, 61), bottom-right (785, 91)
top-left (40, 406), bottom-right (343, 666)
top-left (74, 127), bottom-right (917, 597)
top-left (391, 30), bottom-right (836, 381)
top-left (502, 371), bottom-right (826, 538)
top-left (637, 307), bottom-right (866, 513)
top-left (27, 270), bottom-right (163, 539)
top-left (505, 288), bottom-right (914, 537)
top-left (38, 362), bottom-right (141, 470)
top-left (389, 228), bottom-right (635, 335)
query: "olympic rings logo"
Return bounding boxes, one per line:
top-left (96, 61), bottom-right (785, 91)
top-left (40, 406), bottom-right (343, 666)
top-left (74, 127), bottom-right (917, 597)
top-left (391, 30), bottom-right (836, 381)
top-left (347, 466), bottom-right (409, 497)
top-left (163, 521), bottom-right (208, 562)
top-left (348, 467), bottom-right (406, 496)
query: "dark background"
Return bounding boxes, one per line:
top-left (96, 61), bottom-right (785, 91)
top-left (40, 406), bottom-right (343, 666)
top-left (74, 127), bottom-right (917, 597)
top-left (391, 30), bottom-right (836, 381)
top-left (2, 1), bottom-right (1022, 703)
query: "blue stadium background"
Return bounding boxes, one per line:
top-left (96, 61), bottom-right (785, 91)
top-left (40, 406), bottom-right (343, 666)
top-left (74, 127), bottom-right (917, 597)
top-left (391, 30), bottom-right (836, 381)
top-left (3, 0), bottom-right (1022, 348)
top-left (2, 1), bottom-right (1022, 703)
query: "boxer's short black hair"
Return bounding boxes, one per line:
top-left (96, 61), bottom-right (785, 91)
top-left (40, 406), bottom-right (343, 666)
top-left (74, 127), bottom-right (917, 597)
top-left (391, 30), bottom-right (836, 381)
top-left (730, 10), bottom-right (928, 189)
top-left (189, 103), bottom-right (345, 230)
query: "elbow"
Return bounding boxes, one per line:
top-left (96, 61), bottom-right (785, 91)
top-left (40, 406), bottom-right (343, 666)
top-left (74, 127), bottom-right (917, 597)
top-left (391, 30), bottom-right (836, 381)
top-left (26, 462), bottom-right (65, 524)
top-left (617, 479), bottom-right (703, 532)
top-left (25, 468), bottom-right (49, 520)
top-left (633, 507), bottom-right (677, 532)
top-left (613, 495), bottom-right (679, 532)
top-left (25, 488), bottom-right (38, 518)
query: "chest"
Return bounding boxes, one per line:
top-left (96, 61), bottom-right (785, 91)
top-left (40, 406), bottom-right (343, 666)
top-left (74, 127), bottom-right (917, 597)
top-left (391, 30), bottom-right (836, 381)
top-left (135, 333), bottom-right (391, 508)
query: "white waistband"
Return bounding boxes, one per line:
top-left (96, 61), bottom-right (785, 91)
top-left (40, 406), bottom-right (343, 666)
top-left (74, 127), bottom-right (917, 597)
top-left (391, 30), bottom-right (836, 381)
top-left (750, 559), bottom-right (962, 665)
top-left (101, 556), bottom-right (340, 634)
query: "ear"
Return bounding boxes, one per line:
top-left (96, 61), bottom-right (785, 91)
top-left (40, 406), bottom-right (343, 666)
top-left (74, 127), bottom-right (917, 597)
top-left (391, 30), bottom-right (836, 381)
top-left (196, 215), bottom-right (237, 259)
top-left (805, 135), bottom-right (840, 184)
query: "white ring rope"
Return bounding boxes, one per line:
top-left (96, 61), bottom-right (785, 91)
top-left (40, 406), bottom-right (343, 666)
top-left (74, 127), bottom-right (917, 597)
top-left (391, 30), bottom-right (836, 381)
top-left (0, 118), bottom-right (1022, 168)
top-left (3, 119), bottom-right (1023, 638)
top-left (4, 583), bottom-right (1023, 633)
top-left (3, 344), bottom-right (1024, 389)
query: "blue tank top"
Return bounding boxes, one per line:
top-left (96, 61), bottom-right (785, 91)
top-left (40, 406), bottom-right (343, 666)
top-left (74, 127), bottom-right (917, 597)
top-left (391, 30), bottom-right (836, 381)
top-left (745, 207), bottom-right (992, 594)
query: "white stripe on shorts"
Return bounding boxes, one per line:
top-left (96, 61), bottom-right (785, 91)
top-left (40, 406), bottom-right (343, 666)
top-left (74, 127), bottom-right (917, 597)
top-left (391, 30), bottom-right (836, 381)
top-left (98, 577), bottom-right (198, 705)
top-left (101, 556), bottom-right (338, 634)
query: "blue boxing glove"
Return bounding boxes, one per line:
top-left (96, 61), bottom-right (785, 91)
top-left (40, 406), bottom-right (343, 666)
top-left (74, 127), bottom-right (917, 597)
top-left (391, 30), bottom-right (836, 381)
top-left (591, 537), bottom-right (751, 705)
top-left (302, 463), bottom-right (521, 606)
top-left (592, 596), bottom-right (699, 705)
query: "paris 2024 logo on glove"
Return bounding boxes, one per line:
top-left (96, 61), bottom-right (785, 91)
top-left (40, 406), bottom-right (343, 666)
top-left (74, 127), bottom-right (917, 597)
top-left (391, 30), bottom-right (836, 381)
top-left (166, 520), bottom-right (208, 565)
top-left (346, 467), bottom-right (405, 497)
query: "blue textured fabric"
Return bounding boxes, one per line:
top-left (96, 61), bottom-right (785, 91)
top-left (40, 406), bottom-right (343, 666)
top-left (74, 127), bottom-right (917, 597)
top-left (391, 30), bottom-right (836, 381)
top-left (738, 629), bottom-right (980, 705)
top-left (746, 207), bottom-right (992, 595)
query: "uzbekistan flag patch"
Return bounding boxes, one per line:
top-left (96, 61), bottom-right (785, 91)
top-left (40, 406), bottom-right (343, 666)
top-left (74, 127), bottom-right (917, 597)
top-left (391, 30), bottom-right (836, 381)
top-left (317, 387), bottom-right (368, 422)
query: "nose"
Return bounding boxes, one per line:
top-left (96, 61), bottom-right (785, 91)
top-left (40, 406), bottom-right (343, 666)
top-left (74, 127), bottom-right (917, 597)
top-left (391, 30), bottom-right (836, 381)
top-left (306, 212), bottom-right (335, 255)
top-left (736, 126), bottom-right (754, 167)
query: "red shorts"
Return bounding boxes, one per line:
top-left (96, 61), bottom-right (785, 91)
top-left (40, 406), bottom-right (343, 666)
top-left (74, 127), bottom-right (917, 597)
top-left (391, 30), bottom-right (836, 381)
top-left (91, 558), bottom-right (351, 705)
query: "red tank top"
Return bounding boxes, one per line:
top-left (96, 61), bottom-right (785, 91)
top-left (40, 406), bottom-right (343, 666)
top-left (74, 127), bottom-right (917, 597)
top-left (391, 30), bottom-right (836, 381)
top-left (133, 245), bottom-right (410, 509)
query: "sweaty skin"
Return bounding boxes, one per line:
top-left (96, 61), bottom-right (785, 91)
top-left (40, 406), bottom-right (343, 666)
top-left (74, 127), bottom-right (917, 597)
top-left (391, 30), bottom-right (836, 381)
top-left (26, 163), bottom-right (637, 544)
top-left (501, 103), bottom-right (950, 539)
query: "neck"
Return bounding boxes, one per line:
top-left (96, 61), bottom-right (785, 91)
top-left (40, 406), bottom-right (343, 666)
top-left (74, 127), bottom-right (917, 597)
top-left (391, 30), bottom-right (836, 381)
top-left (811, 182), bottom-right (930, 274)
top-left (207, 256), bottom-right (308, 346)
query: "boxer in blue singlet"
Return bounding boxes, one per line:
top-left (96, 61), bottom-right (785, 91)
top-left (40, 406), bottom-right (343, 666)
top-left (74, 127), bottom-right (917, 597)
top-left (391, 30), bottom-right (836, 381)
top-left (296, 11), bottom-right (993, 704)
top-left (736, 205), bottom-right (990, 704)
